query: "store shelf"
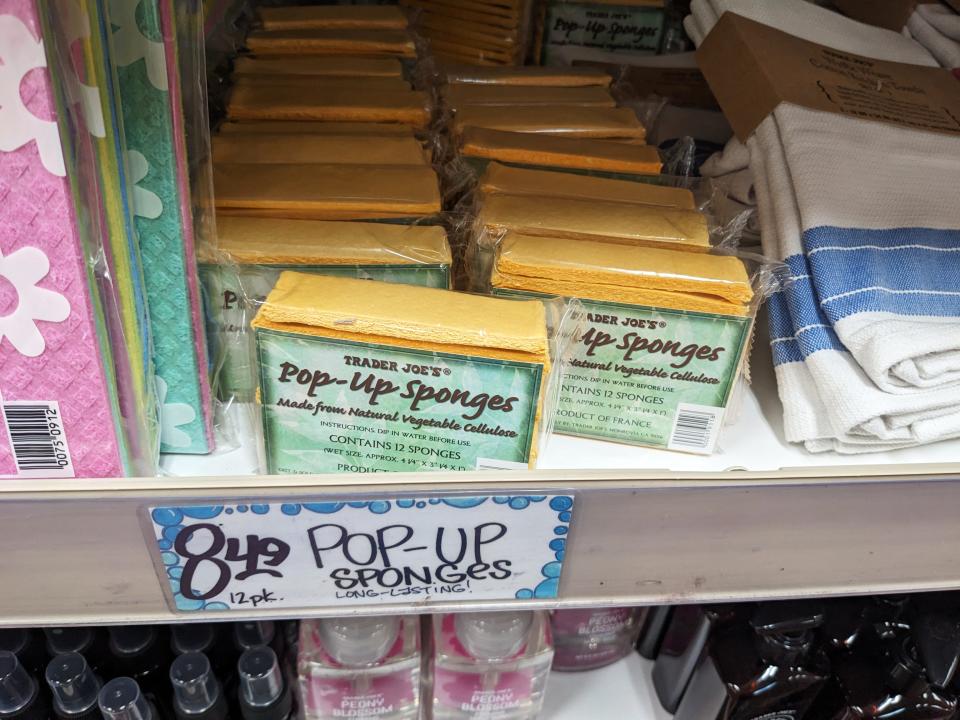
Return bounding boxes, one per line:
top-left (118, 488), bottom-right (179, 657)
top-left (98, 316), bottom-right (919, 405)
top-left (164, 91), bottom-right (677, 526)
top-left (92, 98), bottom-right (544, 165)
top-left (1, 341), bottom-right (959, 626)
top-left (544, 654), bottom-right (669, 720)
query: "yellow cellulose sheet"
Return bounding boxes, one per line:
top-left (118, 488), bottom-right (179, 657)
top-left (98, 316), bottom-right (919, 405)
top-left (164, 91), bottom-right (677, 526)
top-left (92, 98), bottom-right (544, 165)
top-left (446, 84), bottom-right (616, 108)
top-left (258, 5), bottom-right (409, 30)
top-left (444, 64), bottom-right (612, 86)
top-left (232, 75), bottom-right (413, 93)
top-left (479, 164), bottom-right (694, 208)
top-left (232, 56), bottom-right (403, 77)
top-left (213, 134), bottom-right (429, 166)
top-left (454, 105), bottom-right (646, 139)
top-left (492, 234), bottom-right (752, 307)
top-left (215, 216), bottom-right (452, 268)
top-left (218, 121), bottom-right (415, 136)
top-left (479, 193), bottom-right (711, 250)
top-left (246, 28), bottom-right (417, 57)
top-left (226, 84), bottom-right (430, 127)
top-left (214, 164), bottom-right (441, 219)
top-left (461, 127), bottom-right (661, 174)
top-left (253, 273), bottom-right (549, 358)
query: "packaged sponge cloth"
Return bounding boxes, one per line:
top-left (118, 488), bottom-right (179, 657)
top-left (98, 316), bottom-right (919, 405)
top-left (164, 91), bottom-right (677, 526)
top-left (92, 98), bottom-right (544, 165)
top-left (251, 273), bottom-right (558, 474)
top-left (257, 5), bottom-right (410, 31)
top-left (213, 163), bottom-right (441, 221)
top-left (476, 192), bottom-right (711, 251)
top-left (459, 127), bottom-right (661, 178)
top-left (212, 133), bottom-right (430, 166)
top-left (481, 233), bottom-right (769, 454)
top-left (202, 218), bottom-right (452, 402)
top-left (245, 28), bottom-right (417, 57)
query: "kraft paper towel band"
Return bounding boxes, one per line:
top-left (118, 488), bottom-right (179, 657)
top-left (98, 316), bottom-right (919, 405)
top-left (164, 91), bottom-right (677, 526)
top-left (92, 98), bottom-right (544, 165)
top-left (0, 0), bottom-right (125, 477)
top-left (85, 0), bottom-right (158, 470)
top-left (109, 0), bottom-right (211, 453)
top-left (159, 0), bottom-right (215, 451)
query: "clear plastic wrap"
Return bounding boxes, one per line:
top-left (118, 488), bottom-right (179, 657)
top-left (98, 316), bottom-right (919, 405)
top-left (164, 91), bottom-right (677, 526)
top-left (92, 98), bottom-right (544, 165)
top-left (103, 0), bottom-right (215, 454)
top-left (245, 28), bottom-right (418, 58)
top-left (224, 83), bottom-right (432, 126)
top-left (211, 132), bottom-right (431, 166)
top-left (244, 272), bottom-right (581, 474)
top-left (0, 0), bottom-right (158, 477)
top-left (466, 173), bottom-right (751, 258)
top-left (212, 163), bottom-right (443, 221)
top-left (201, 218), bottom-right (454, 403)
top-left (441, 64), bottom-right (613, 86)
top-left (472, 230), bottom-right (786, 455)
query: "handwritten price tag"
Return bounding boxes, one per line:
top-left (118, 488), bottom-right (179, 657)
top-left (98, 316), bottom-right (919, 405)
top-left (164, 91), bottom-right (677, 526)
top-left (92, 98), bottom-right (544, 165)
top-left (146, 495), bottom-right (574, 612)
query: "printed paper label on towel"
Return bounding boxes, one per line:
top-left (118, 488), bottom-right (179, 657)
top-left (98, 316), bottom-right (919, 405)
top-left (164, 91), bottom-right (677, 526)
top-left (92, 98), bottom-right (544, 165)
top-left (495, 290), bottom-right (750, 454)
top-left (201, 263), bottom-right (450, 401)
top-left (1, 400), bottom-right (75, 478)
top-left (698, 13), bottom-right (960, 141)
top-left (146, 494), bottom-right (574, 612)
top-left (254, 329), bottom-right (543, 474)
top-left (542, 2), bottom-right (665, 63)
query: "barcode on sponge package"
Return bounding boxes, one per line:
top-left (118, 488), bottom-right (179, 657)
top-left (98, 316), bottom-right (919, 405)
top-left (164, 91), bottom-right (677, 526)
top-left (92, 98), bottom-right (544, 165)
top-left (667, 403), bottom-right (724, 455)
top-left (2, 401), bottom-right (74, 478)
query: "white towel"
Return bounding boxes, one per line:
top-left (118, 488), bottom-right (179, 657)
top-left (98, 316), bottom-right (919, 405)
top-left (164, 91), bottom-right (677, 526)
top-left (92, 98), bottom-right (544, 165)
top-left (918, 2), bottom-right (960, 42)
top-left (909, 4), bottom-right (960, 68)
top-left (689, 0), bottom-right (960, 452)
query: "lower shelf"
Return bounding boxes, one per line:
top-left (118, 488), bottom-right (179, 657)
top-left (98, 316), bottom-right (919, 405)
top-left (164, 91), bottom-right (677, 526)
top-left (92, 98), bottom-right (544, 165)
top-left (544, 654), bottom-right (669, 720)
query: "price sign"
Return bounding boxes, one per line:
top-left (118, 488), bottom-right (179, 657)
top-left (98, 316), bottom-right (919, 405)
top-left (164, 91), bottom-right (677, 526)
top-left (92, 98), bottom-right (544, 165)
top-left (146, 494), bottom-right (575, 612)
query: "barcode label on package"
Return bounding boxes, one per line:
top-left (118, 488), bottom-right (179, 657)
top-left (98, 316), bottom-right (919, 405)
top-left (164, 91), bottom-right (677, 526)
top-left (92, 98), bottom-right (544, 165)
top-left (2, 401), bottom-right (75, 478)
top-left (667, 403), bottom-right (723, 455)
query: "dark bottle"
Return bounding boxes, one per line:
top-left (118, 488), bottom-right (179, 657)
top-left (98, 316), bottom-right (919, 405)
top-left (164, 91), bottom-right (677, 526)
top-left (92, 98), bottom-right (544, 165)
top-left (835, 629), bottom-right (956, 719)
top-left (171, 625), bottom-right (238, 718)
top-left (819, 598), bottom-right (872, 657)
top-left (674, 601), bottom-right (829, 720)
top-left (868, 596), bottom-right (911, 641)
top-left (46, 652), bottom-right (102, 720)
top-left (170, 653), bottom-right (228, 720)
top-left (637, 606), bottom-right (673, 659)
top-left (108, 626), bottom-right (173, 718)
top-left (234, 622), bottom-right (279, 656)
top-left (237, 647), bottom-right (293, 720)
top-left (0, 631), bottom-right (45, 679)
top-left (99, 677), bottom-right (160, 720)
top-left (652, 604), bottom-right (750, 713)
top-left (0, 651), bottom-right (48, 720)
top-left (44, 628), bottom-right (108, 673)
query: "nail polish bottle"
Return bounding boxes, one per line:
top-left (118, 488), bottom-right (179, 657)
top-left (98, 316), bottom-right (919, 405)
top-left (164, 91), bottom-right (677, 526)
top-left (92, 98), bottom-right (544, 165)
top-left (551, 608), bottom-right (645, 671)
top-left (0, 631), bottom-right (45, 679)
top-left (297, 616), bottom-right (420, 720)
top-left (45, 628), bottom-right (108, 674)
top-left (674, 601), bottom-right (829, 720)
top-left (431, 611), bottom-right (553, 720)
top-left (637, 606), bottom-right (673, 660)
top-left (107, 626), bottom-right (172, 717)
top-left (238, 647), bottom-right (293, 720)
top-left (99, 677), bottom-right (160, 720)
top-left (170, 652), bottom-right (228, 720)
top-left (0, 651), bottom-right (48, 720)
top-left (46, 652), bottom-right (102, 720)
top-left (834, 629), bottom-right (957, 719)
top-left (652, 604), bottom-right (750, 713)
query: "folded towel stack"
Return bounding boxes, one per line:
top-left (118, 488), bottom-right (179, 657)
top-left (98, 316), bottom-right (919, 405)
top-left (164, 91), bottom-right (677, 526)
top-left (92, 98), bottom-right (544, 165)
top-left (687, 0), bottom-right (960, 453)
top-left (908, 3), bottom-right (960, 69)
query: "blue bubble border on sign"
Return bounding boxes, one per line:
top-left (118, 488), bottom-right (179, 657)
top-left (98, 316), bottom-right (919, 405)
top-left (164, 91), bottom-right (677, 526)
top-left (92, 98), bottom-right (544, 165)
top-left (150, 494), bottom-right (575, 611)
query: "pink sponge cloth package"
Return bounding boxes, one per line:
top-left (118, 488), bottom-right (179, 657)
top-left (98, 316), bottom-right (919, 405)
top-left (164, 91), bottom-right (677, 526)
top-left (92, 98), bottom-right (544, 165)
top-left (0, 0), bottom-right (126, 477)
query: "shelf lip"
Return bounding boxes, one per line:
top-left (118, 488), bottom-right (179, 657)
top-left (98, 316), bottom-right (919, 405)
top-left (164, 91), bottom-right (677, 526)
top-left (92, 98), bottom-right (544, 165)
top-left (3, 465), bottom-right (960, 625)
top-left (0, 462), bottom-right (958, 498)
